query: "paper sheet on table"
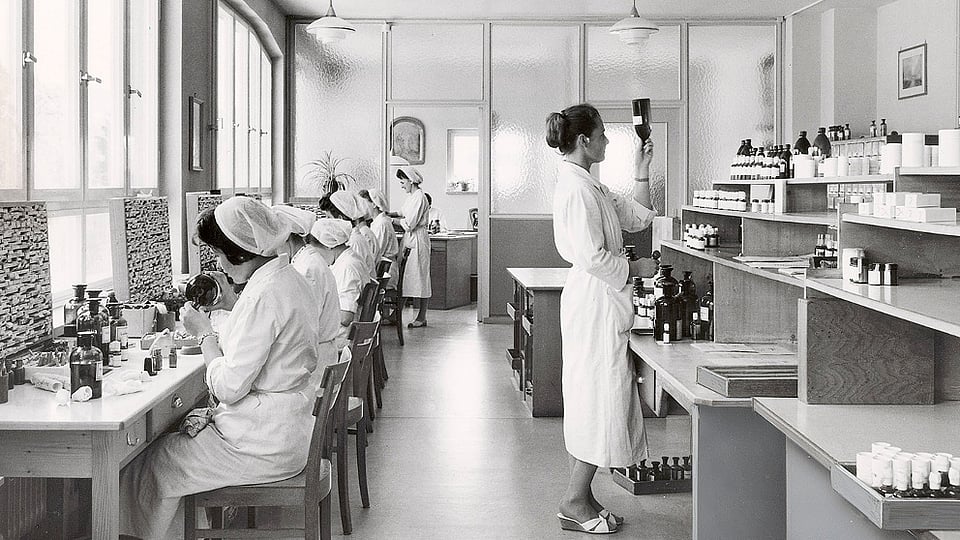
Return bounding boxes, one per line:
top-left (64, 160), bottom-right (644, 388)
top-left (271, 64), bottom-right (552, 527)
top-left (732, 255), bottom-right (811, 268)
top-left (691, 343), bottom-right (794, 355)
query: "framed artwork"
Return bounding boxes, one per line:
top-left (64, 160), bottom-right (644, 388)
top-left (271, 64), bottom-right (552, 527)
top-left (390, 116), bottom-right (425, 165)
top-left (189, 96), bottom-right (204, 171)
top-left (898, 43), bottom-right (927, 99)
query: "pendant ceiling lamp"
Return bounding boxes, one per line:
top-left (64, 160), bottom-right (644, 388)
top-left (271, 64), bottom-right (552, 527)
top-left (306, 0), bottom-right (356, 44)
top-left (609, 0), bottom-right (659, 46)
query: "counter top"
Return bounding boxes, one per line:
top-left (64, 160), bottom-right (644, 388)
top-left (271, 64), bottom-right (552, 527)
top-left (507, 267), bottom-right (570, 290)
top-left (0, 355), bottom-right (205, 431)
top-left (629, 335), bottom-right (797, 411)
top-left (429, 234), bottom-right (476, 241)
top-left (754, 397), bottom-right (960, 469)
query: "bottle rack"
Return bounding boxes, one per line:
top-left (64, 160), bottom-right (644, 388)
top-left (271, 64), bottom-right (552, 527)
top-left (612, 456), bottom-right (693, 495)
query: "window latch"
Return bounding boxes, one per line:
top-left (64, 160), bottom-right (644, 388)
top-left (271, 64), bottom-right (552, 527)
top-left (22, 51), bottom-right (37, 66)
top-left (127, 86), bottom-right (142, 98)
top-left (80, 72), bottom-right (102, 84)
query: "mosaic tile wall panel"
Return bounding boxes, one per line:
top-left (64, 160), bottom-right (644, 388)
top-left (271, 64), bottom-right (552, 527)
top-left (0, 202), bottom-right (52, 356)
top-left (109, 197), bottom-right (174, 303)
top-left (195, 194), bottom-right (223, 273)
top-left (186, 192), bottom-right (264, 274)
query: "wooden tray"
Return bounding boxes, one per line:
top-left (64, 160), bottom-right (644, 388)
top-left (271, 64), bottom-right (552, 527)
top-left (831, 463), bottom-right (960, 530)
top-left (612, 468), bottom-right (692, 495)
top-left (505, 348), bottom-right (523, 372)
top-left (696, 365), bottom-right (798, 398)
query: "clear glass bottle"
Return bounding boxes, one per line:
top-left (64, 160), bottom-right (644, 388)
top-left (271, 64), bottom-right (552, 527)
top-left (844, 124), bottom-right (852, 140)
top-left (70, 331), bottom-right (103, 399)
top-left (678, 271), bottom-right (698, 338)
top-left (869, 120), bottom-right (878, 137)
top-left (63, 284), bottom-right (88, 337)
top-left (699, 280), bottom-right (715, 341)
top-left (813, 127), bottom-right (832, 158)
top-left (76, 299), bottom-right (108, 363)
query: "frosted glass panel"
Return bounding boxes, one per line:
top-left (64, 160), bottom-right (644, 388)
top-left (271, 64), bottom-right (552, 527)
top-left (294, 23), bottom-right (382, 197)
top-left (391, 24), bottom-right (483, 100)
top-left (597, 122), bottom-right (666, 215)
top-left (689, 25), bottom-right (776, 198)
top-left (0, 0), bottom-right (22, 190)
top-left (491, 25), bottom-right (578, 215)
top-left (586, 24), bottom-right (680, 102)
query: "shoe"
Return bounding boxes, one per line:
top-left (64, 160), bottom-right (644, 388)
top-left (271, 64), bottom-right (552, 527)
top-left (557, 513), bottom-right (618, 534)
top-left (599, 509), bottom-right (624, 526)
top-left (407, 320), bottom-right (427, 328)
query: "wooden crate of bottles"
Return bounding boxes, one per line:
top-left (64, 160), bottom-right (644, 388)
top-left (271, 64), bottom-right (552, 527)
top-left (0, 202), bottom-right (52, 358)
top-left (109, 196), bottom-right (174, 303)
top-left (613, 456), bottom-right (692, 495)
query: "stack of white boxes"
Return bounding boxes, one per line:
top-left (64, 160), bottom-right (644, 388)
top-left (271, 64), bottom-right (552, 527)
top-left (860, 192), bottom-right (957, 223)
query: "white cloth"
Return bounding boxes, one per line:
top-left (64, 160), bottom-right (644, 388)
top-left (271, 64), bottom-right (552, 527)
top-left (371, 212), bottom-right (400, 287)
top-left (291, 244), bottom-right (341, 381)
top-left (331, 247), bottom-right (367, 349)
top-left (399, 189), bottom-right (431, 298)
top-left (552, 160), bottom-right (656, 467)
top-left (214, 196), bottom-right (290, 256)
top-left (120, 256), bottom-right (319, 539)
top-left (311, 218), bottom-right (352, 248)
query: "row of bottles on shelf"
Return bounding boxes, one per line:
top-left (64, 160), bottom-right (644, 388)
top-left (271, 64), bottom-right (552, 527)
top-left (63, 284), bottom-right (129, 368)
top-left (682, 224), bottom-right (720, 250)
top-left (633, 266), bottom-right (714, 343)
top-left (858, 443), bottom-right (960, 499)
top-left (622, 456), bottom-right (692, 482)
top-left (814, 233), bottom-right (837, 259)
top-left (692, 190), bottom-right (777, 214)
top-left (729, 140), bottom-right (794, 180)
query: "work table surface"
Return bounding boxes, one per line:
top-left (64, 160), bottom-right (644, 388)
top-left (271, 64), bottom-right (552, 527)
top-left (629, 335), bottom-right (797, 410)
top-left (0, 355), bottom-right (205, 431)
top-left (754, 397), bottom-right (960, 469)
top-left (506, 267), bottom-right (569, 290)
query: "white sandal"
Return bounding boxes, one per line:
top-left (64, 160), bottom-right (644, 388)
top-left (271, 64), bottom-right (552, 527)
top-left (599, 509), bottom-right (624, 526)
top-left (557, 512), bottom-right (618, 534)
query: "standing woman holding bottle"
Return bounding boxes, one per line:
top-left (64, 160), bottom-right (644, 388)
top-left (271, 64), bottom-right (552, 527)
top-left (547, 103), bottom-right (658, 534)
top-left (392, 165), bottom-right (431, 327)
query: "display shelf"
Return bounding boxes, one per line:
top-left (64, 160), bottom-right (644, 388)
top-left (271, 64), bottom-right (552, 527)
top-left (683, 205), bottom-right (837, 227)
top-left (804, 277), bottom-right (960, 339)
top-left (714, 174), bottom-right (892, 186)
top-left (842, 213), bottom-right (960, 236)
top-left (444, 190), bottom-right (478, 195)
top-left (661, 240), bottom-right (804, 288)
top-left (898, 167), bottom-right (960, 176)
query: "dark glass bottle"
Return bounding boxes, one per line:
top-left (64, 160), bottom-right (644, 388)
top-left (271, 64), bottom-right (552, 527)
top-left (672, 457), bottom-right (684, 480)
top-left (794, 131), bottom-right (811, 154)
top-left (655, 278), bottom-right (681, 343)
top-left (107, 303), bottom-right (128, 365)
top-left (648, 462), bottom-right (661, 482)
top-left (653, 265), bottom-right (678, 300)
top-left (632, 277), bottom-right (644, 316)
top-left (77, 299), bottom-right (108, 363)
top-left (879, 118), bottom-right (887, 137)
top-left (869, 120), bottom-right (878, 137)
top-left (637, 459), bottom-right (649, 482)
top-left (184, 273), bottom-right (223, 308)
top-left (814, 234), bottom-right (827, 257)
top-left (779, 144), bottom-right (792, 179)
top-left (699, 280), bottom-right (714, 341)
top-left (70, 332), bottom-right (103, 399)
top-left (63, 284), bottom-right (87, 337)
top-left (678, 272), bottom-right (697, 338)
top-left (690, 312), bottom-right (702, 341)
top-left (683, 456), bottom-right (692, 475)
top-left (843, 124), bottom-right (852, 140)
top-left (813, 127), bottom-right (832, 158)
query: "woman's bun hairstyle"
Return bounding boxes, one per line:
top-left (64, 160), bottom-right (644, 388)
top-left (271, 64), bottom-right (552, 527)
top-left (544, 104), bottom-right (601, 155)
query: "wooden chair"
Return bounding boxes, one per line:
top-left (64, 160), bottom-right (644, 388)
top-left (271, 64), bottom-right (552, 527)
top-left (375, 259), bottom-right (391, 279)
top-left (357, 282), bottom-right (385, 422)
top-left (331, 320), bottom-right (379, 535)
top-left (183, 360), bottom-right (351, 540)
top-left (381, 247), bottom-right (411, 345)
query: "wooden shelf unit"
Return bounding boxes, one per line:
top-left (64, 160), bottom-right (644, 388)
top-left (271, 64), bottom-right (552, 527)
top-left (712, 174), bottom-right (893, 214)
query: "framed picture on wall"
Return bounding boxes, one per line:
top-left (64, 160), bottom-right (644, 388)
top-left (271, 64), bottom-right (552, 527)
top-left (390, 116), bottom-right (425, 165)
top-left (898, 43), bottom-right (927, 100)
top-left (189, 96), bottom-right (204, 171)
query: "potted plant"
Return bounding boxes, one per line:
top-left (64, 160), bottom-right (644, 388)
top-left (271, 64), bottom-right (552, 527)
top-left (303, 150), bottom-right (357, 195)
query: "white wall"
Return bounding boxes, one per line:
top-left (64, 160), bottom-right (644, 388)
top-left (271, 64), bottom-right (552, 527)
top-left (876, 0), bottom-right (958, 133)
top-left (786, 7), bottom-right (821, 140)
top-left (819, 8), bottom-right (877, 133)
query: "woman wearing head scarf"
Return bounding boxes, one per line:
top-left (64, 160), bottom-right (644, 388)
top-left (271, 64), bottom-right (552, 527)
top-left (392, 165), bottom-right (431, 327)
top-left (546, 104), bottom-right (658, 534)
top-left (320, 191), bottom-right (377, 281)
top-left (360, 188), bottom-right (399, 285)
top-left (273, 205), bottom-right (340, 384)
top-left (120, 197), bottom-right (320, 539)
top-left (311, 218), bottom-right (367, 350)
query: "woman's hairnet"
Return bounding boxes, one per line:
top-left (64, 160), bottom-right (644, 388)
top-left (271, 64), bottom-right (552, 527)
top-left (397, 166), bottom-right (423, 185)
top-left (357, 196), bottom-right (377, 220)
top-left (214, 196), bottom-right (290, 257)
top-left (310, 218), bottom-right (353, 248)
top-left (368, 189), bottom-right (389, 213)
top-left (272, 205), bottom-right (317, 236)
top-left (330, 190), bottom-right (363, 220)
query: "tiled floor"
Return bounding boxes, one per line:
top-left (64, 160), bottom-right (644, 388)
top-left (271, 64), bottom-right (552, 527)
top-left (320, 305), bottom-right (693, 540)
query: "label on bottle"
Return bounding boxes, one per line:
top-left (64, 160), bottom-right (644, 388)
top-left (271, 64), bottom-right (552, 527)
top-left (700, 306), bottom-right (710, 322)
top-left (632, 114), bottom-right (644, 126)
top-left (117, 325), bottom-right (129, 350)
top-left (96, 362), bottom-right (103, 381)
top-left (654, 286), bottom-right (663, 299)
top-left (101, 326), bottom-right (111, 346)
top-left (663, 323), bottom-right (671, 344)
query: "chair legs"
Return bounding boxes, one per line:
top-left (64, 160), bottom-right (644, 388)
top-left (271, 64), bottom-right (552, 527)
top-left (357, 415), bottom-right (370, 509)
top-left (396, 304), bottom-right (404, 345)
top-left (184, 495), bottom-right (197, 540)
top-left (336, 427), bottom-right (352, 535)
top-left (320, 493), bottom-right (332, 540)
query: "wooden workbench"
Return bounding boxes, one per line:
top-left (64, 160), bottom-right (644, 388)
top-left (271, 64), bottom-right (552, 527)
top-left (0, 355), bottom-right (207, 539)
top-left (428, 234), bottom-right (476, 310)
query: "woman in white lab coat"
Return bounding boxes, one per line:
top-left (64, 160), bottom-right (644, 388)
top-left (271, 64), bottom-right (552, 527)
top-left (311, 218), bottom-right (368, 350)
top-left (120, 196), bottom-right (319, 539)
top-left (361, 188), bottom-right (400, 285)
top-left (547, 104), bottom-right (658, 534)
top-left (392, 166), bottom-right (431, 327)
top-left (320, 190), bottom-right (377, 281)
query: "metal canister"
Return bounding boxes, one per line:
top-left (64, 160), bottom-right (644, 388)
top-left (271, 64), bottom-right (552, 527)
top-left (851, 256), bottom-right (869, 284)
top-left (868, 263), bottom-right (884, 286)
top-left (883, 264), bottom-right (899, 286)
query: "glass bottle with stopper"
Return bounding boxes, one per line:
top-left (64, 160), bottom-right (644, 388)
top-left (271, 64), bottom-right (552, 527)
top-left (631, 98), bottom-right (652, 142)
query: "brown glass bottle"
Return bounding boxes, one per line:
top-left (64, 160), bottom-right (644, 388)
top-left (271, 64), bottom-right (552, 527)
top-left (699, 280), bottom-right (714, 341)
top-left (63, 284), bottom-right (87, 337)
top-left (654, 279), bottom-right (681, 343)
top-left (678, 271), bottom-right (698, 338)
top-left (70, 332), bottom-right (103, 399)
top-left (653, 265), bottom-right (678, 300)
top-left (77, 299), bottom-right (109, 363)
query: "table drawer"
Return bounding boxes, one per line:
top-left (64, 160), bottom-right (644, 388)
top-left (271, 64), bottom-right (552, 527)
top-left (114, 414), bottom-right (148, 466)
top-left (148, 373), bottom-right (208, 439)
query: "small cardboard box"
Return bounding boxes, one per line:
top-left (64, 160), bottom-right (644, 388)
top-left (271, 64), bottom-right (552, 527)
top-left (903, 193), bottom-right (941, 208)
top-left (122, 306), bottom-right (156, 338)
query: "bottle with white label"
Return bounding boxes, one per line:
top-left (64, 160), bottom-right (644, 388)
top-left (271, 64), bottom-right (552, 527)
top-left (699, 279), bottom-right (714, 341)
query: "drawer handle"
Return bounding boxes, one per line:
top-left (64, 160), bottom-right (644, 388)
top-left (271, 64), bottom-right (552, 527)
top-left (172, 396), bottom-right (184, 409)
top-left (126, 433), bottom-right (141, 446)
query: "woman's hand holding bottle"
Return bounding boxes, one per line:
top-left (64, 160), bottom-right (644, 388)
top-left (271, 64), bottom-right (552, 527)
top-left (628, 257), bottom-right (659, 279)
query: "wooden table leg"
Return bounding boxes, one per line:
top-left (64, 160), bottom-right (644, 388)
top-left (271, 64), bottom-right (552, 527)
top-left (91, 432), bottom-right (121, 540)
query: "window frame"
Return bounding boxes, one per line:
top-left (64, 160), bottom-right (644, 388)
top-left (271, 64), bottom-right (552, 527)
top-left (446, 128), bottom-right (480, 193)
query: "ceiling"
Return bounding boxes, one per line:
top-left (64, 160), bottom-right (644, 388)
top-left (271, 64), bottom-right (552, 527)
top-left (271, 0), bottom-right (894, 20)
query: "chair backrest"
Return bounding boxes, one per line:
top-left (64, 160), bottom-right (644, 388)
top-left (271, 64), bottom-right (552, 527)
top-left (342, 320), bottom-right (379, 398)
top-left (304, 360), bottom-right (350, 495)
top-left (376, 259), bottom-right (391, 278)
top-left (357, 281), bottom-right (383, 322)
top-left (396, 247), bottom-right (412, 296)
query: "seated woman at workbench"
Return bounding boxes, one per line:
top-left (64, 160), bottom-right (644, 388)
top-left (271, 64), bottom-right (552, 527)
top-left (119, 196), bottom-right (319, 539)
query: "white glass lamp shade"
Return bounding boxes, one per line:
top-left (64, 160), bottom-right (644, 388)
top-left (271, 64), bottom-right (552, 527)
top-left (306, 15), bottom-right (356, 44)
top-left (610, 6), bottom-right (659, 46)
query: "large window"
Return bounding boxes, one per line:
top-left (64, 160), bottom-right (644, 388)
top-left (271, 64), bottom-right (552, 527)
top-left (8, 0), bottom-right (161, 311)
top-left (217, 3), bottom-right (272, 195)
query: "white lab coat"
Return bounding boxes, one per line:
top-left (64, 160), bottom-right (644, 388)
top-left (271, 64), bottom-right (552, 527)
top-left (399, 189), bottom-right (431, 298)
top-left (348, 226), bottom-right (376, 283)
top-left (292, 244), bottom-right (341, 379)
top-left (331, 247), bottom-right (368, 350)
top-left (358, 223), bottom-right (380, 280)
top-left (371, 212), bottom-right (400, 287)
top-left (120, 256), bottom-right (319, 539)
top-left (553, 160), bottom-right (656, 467)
